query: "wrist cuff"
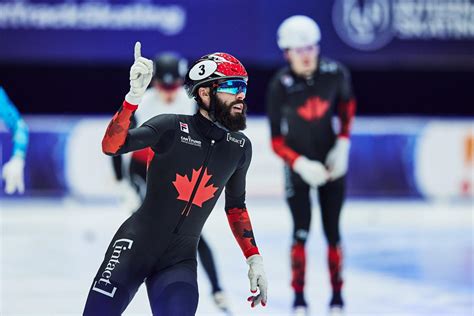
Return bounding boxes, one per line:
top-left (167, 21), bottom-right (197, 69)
top-left (244, 247), bottom-right (260, 258)
top-left (123, 100), bottom-right (138, 111)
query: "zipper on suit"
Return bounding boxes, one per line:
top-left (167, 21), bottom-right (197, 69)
top-left (173, 139), bottom-right (215, 233)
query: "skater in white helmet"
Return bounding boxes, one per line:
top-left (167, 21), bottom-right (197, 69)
top-left (266, 15), bottom-right (357, 315)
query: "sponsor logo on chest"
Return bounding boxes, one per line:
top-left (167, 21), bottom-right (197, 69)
top-left (227, 133), bottom-right (245, 147)
top-left (179, 121), bottom-right (189, 133)
top-left (178, 121), bottom-right (201, 147)
top-left (181, 135), bottom-right (202, 147)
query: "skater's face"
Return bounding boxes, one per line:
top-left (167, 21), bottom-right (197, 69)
top-left (213, 85), bottom-right (247, 132)
top-left (197, 83), bottom-right (247, 132)
top-left (215, 81), bottom-right (246, 116)
top-left (286, 44), bottom-right (318, 77)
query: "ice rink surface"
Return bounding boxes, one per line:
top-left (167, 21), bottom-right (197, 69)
top-left (1, 197), bottom-right (473, 315)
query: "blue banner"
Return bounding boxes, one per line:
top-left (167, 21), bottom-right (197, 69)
top-left (0, 0), bottom-right (473, 67)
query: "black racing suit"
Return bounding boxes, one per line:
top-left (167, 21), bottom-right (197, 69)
top-left (84, 101), bottom-right (259, 315)
top-left (111, 116), bottom-right (225, 295)
top-left (266, 57), bottom-right (356, 303)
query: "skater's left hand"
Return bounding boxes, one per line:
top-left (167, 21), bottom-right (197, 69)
top-left (246, 254), bottom-right (268, 308)
top-left (2, 155), bottom-right (25, 194)
top-left (325, 137), bottom-right (350, 180)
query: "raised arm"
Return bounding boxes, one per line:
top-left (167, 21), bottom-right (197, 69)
top-left (102, 42), bottom-right (155, 156)
top-left (110, 116), bottom-right (137, 181)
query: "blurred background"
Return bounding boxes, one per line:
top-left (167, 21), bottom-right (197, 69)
top-left (0, 0), bottom-right (473, 315)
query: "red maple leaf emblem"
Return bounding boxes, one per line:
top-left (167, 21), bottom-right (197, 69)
top-left (297, 96), bottom-right (330, 121)
top-left (173, 167), bottom-right (218, 208)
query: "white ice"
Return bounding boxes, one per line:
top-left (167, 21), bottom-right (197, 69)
top-left (1, 197), bottom-right (472, 316)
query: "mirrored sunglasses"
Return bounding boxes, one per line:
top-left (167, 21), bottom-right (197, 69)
top-left (216, 79), bottom-right (247, 96)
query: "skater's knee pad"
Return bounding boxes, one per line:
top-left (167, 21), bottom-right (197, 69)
top-left (293, 229), bottom-right (309, 244)
top-left (151, 282), bottom-right (199, 316)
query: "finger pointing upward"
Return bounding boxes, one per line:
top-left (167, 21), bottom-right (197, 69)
top-left (134, 41), bottom-right (141, 61)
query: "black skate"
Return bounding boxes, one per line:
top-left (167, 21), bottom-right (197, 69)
top-left (328, 291), bottom-right (344, 315)
top-left (292, 292), bottom-right (308, 316)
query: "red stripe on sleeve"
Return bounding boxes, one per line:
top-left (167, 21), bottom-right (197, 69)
top-left (271, 136), bottom-right (300, 167)
top-left (338, 98), bottom-right (356, 138)
top-left (226, 207), bottom-right (260, 258)
top-left (123, 100), bottom-right (138, 111)
top-left (101, 100), bottom-right (137, 155)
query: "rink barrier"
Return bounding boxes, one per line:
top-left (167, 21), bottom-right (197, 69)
top-left (0, 116), bottom-right (472, 200)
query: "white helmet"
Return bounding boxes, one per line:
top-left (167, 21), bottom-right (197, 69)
top-left (277, 15), bottom-right (321, 50)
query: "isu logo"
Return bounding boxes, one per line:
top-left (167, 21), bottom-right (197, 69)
top-left (91, 238), bottom-right (134, 298)
top-left (297, 96), bottom-right (330, 121)
top-left (332, 0), bottom-right (393, 51)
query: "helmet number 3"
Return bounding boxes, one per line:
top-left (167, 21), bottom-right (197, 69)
top-left (199, 65), bottom-right (205, 75)
top-left (189, 60), bottom-right (218, 81)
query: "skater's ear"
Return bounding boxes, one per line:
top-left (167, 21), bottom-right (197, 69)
top-left (197, 87), bottom-right (211, 106)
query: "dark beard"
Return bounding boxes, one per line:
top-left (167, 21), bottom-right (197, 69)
top-left (212, 95), bottom-right (247, 132)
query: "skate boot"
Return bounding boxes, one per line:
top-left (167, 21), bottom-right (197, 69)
top-left (292, 292), bottom-right (308, 316)
top-left (328, 291), bottom-right (344, 315)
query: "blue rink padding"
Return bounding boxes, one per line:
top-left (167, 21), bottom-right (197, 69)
top-left (347, 134), bottom-right (421, 198)
top-left (1, 131), bottom-right (70, 196)
top-left (0, 116), bottom-right (471, 199)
